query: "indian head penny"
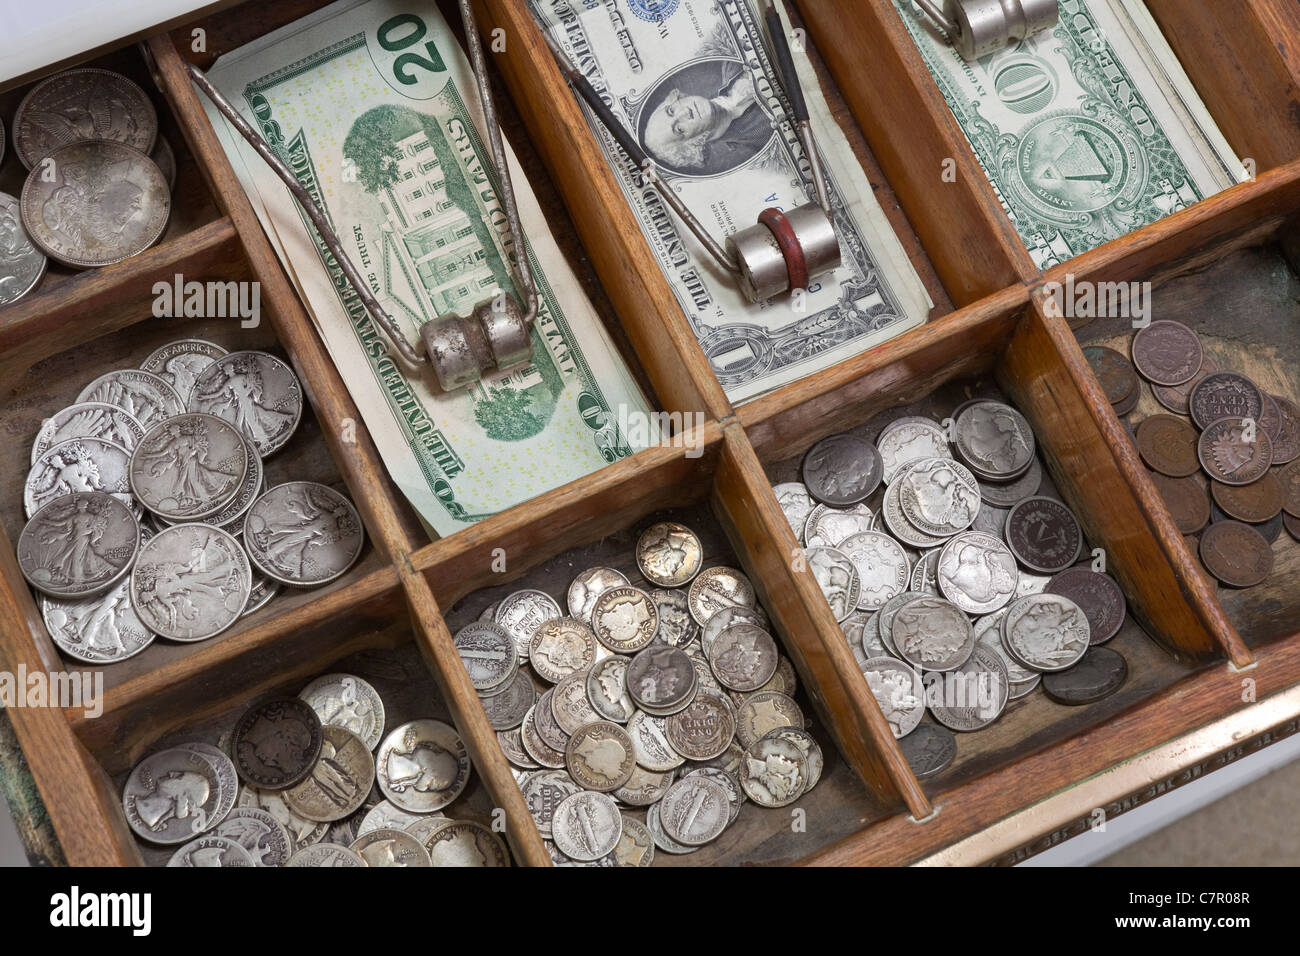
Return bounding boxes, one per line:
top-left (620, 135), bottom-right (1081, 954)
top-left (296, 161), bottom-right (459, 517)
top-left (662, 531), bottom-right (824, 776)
top-left (1131, 320), bottom-right (1202, 386)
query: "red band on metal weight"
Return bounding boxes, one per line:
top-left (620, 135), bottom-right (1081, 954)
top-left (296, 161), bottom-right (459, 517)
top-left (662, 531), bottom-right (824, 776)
top-left (758, 207), bottom-right (808, 292)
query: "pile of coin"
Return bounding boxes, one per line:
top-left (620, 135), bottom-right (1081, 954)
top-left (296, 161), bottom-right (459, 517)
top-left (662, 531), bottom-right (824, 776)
top-left (123, 670), bottom-right (506, 866)
top-left (455, 520), bottom-right (823, 864)
top-left (16, 339), bottom-right (364, 663)
top-left (1087, 320), bottom-right (1299, 587)
top-left (1, 67), bottom-right (178, 305)
top-left (775, 398), bottom-right (1132, 780)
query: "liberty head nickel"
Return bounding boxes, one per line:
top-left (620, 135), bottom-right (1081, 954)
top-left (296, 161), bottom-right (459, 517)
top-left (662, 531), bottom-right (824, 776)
top-left (130, 523), bottom-right (251, 640)
top-left (18, 491), bottom-right (138, 599)
top-left (802, 433), bottom-right (883, 505)
top-left (0, 191), bottom-right (47, 305)
top-left (242, 482), bottom-right (364, 587)
top-left (188, 350), bottom-right (303, 457)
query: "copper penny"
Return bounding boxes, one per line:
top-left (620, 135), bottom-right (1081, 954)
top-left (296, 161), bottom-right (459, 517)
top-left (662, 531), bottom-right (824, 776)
top-left (1189, 372), bottom-right (1263, 431)
top-left (1082, 345), bottom-right (1137, 405)
top-left (1135, 414), bottom-right (1199, 477)
top-left (1271, 395), bottom-right (1300, 465)
top-left (1045, 567), bottom-right (1127, 645)
top-left (1199, 521), bottom-right (1273, 588)
top-left (1197, 417), bottom-right (1272, 486)
top-left (1149, 471), bottom-right (1209, 534)
top-left (1259, 392), bottom-right (1282, 443)
top-left (1111, 385), bottom-right (1141, 418)
top-left (1132, 320), bottom-right (1202, 386)
top-left (1279, 460), bottom-right (1300, 518)
top-left (1209, 501), bottom-right (1282, 543)
top-left (1152, 355), bottom-right (1217, 416)
top-left (1210, 473), bottom-right (1283, 523)
top-left (1284, 512), bottom-right (1300, 542)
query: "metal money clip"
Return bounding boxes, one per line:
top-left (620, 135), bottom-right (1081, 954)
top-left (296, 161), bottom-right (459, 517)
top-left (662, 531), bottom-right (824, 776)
top-left (187, 0), bottom-right (537, 392)
top-left (545, 1), bottom-right (841, 303)
top-left (913, 0), bottom-right (1059, 61)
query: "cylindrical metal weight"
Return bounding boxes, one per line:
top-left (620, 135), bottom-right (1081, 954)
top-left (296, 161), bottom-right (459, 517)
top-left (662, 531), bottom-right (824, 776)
top-left (475, 296), bottom-right (533, 370)
top-left (945, 0), bottom-right (1058, 60)
top-left (727, 203), bottom-right (841, 303)
top-left (421, 296), bottom-right (535, 391)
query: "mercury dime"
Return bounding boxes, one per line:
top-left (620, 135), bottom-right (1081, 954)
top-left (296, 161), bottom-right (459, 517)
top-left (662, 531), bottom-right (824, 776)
top-left (954, 401), bottom-right (1036, 480)
top-left (977, 456), bottom-right (1042, 508)
top-left (926, 645), bottom-right (1008, 731)
top-left (659, 775), bottom-right (731, 845)
top-left (520, 769), bottom-right (582, 838)
top-left (140, 339), bottom-right (228, 399)
top-left (0, 191), bottom-right (47, 304)
top-left (937, 530), bottom-right (1019, 614)
top-left (898, 456), bottom-right (981, 537)
top-left (679, 765), bottom-right (743, 825)
top-left (626, 644), bottom-right (698, 714)
top-left (123, 747), bottom-right (225, 844)
top-left (231, 698), bottom-right (323, 790)
top-left (740, 736), bottom-right (808, 807)
top-left (566, 720), bottom-right (637, 791)
top-left (536, 688), bottom-right (574, 750)
top-left (496, 588), bottom-right (563, 659)
top-left (1198, 417), bottom-right (1273, 486)
top-left (627, 710), bottom-right (685, 771)
top-left (552, 791), bottom-right (622, 861)
top-left (899, 722), bottom-right (957, 780)
top-left (806, 502), bottom-right (876, 547)
top-left (552, 670), bottom-right (603, 734)
top-left (1199, 520), bottom-right (1273, 587)
top-left (25, 436), bottom-right (134, 518)
top-left (1005, 496), bottom-right (1083, 573)
top-left (1132, 320), bottom-right (1202, 386)
top-left (283, 726), bottom-right (375, 822)
top-left (520, 704), bottom-right (567, 769)
top-left (242, 482), bottom-right (364, 587)
top-left (19, 491), bottom-right (137, 599)
top-left (130, 523), bottom-right (250, 640)
top-left (453, 620), bottom-right (518, 693)
top-left (422, 819), bottom-right (510, 866)
top-left (666, 691), bottom-right (735, 760)
top-left (636, 521), bottom-right (704, 586)
top-left (765, 726), bottom-right (824, 790)
top-left (1002, 594), bottom-right (1091, 672)
top-left (22, 140), bottom-right (169, 267)
top-left (1042, 647), bottom-right (1129, 705)
top-left (189, 350), bottom-right (303, 456)
top-left (31, 403), bottom-right (144, 467)
top-left (586, 655), bottom-right (635, 723)
top-left (837, 531), bottom-right (910, 612)
top-left (129, 413), bottom-right (246, 520)
top-left (687, 565), bottom-right (756, 625)
top-left (567, 566), bottom-right (629, 625)
top-left (700, 604), bottom-right (768, 657)
top-left (708, 623), bottom-right (778, 692)
top-left (647, 800), bottom-right (698, 855)
top-left (375, 719), bottom-right (471, 813)
top-left (802, 433), bottom-right (883, 505)
top-left (804, 545), bottom-right (861, 620)
top-left (350, 827), bottom-right (431, 866)
top-left (13, 68), bottom-right (157, 167)
top-left (1189, 372), bottom-right (1264, 431)
top-left (77, 368), bottom-right (185, 430)
top-left (861, 657), bottom-right (925, 738)
top-left (480, 668), bottom-right (537, 730)
top-left (166, 835), bottom-right (254, 867)
top-left (286, 843), bottom-right (366, 867)
top-left (212, 807), bottom-right (293, 867)
top-left (649, 588), bottom-right (698, 648)
top-left (607, 815), bottom-right (655, 866)
top-left (892, 597), bottom-right (974, 672)
top-left (735, 691), bottom-right (804, 748)
top-left (591, 586), bottom-right (660, 653)
top-left (772, 482), bottom-right (815, 543)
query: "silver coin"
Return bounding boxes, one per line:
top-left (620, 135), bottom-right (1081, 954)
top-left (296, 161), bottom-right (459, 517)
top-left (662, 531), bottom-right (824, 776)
top-left (877, 589), bottom-right (927, 658)
top-left (421, 819), bottom-right (510, 866)
top-left (205, 438), bottom-right (262, 530)
top-left (842, 609), bottom-right (885, 661)
top-left (480, 668), bottom-right (536, 730)
top-left (803, 545), bottom-right (861, 621)
top-left (123, 747), bottom-right (225, 844)
top-left (937, 530), bottom-right (1019, 614)
top-left (128, 413), bottom-right (246, 521)
top-left (735, 691), bottom-right (804, 748)
top-left (495, 588), bottom-right (562, 659)
top-left (241, 566), bottom-right (280, 617)
top-left (647, 800), bottom-right (698, 855)
top-left (566, 566), bottom-right (628, 624)
top-left (1009, 676), bottom-right (1042, 699)
top-left (626, 710), bottom-right (685, 771)
top-left (973, 609), bottom-right (1038, 684)
top-left (954, 401), bottom-right (1036, 480)
top-left (212, 807), bottom-right (293, 867)
top-left (772, 482), bottom-right (815, 543)
top-left (892, 596), bottom-right (974, 672)
top-left (881, 465), bottom-right (947, 548)
top-left (687, 740), bottom-right (746, 780)
top-left (166, 835), bottom-right (254, 867)
top-left (566, 720), bottom-right (637, 792)
top-left (21, 140), bottom-right (169, 267)
top-left (350, 827), bottom-right (431, 866)
top-left (31, 402), bottom-right (145, 466)
top-left (806, 502), bottom-right (876, 547)
top-left (649, 588), bottom-right (699, 648)
top-left (283, 726), bottom-right (375, 822)
top-left (861, 656), bottom-right (925, 738)
top-left (18, 491), bottom-right (137, 598)
top-left (519, 769), bottom-right (582, 839)
top-left (551, 670), bottom-right (603, 734)
top-left (77, 368), bottom-right (185, 429)
top-left (666, 690), bottom-right (735, 760)
top-left (533, 688), bottom-right (572, 752)
top-left (898, 456), bottom-right (981, 537)
top-left (659, 775), bottom-right (731, 845)
top-left (478, 602), bottom-right (499, 622)
top-left (972, 500), bottom-right (1009, 537)
top-left (978, 456), bottom-right (1042, 507)
top-left (498, 726), bottom-right (540, 769)
top-left (242, 482), bottom-right (364, 587)
top-left (529, 616), bottom-right (598, 683)
top-left (356, 801), bottom-right (437, 837)
top-left (177, 741), bottom-right (239, 829)
top-left (298, 673), bottom-right (386, 751)
top-left (708, 623), bottom-right (778, 692)
top-left (130, 523), bottom-right (249, 640)
top-left (687, 566), bottom-right (756, 625)
top-left (237, 786), bottom-right (329, 851)
top-left (636, 521), bottom-right (704, 586)
top-left (40, 573), bottom-right (154, 664)
top-left (1002, 593), bottom-right (1091, 672)
top-left (25, 436), bottom-right (134, 518)
top-left (551, 790), bottom-right (622, 861)
top-left (685, 648), bottom-right (726, 697)
top-left (627, 644), bottom-right (698, 714)
top-left (909, 548), bottom-right (942, 595)
top-left (0, 191), bottom-right (47, 304)
top-left (740, 735), bottom-right (808, 807)
top-left (681, 765), bottom-right (744, 823)
top-left (765, 726), bottom-right (823, 791)
top-left (520, 703), bottom-right (566, 769)
top-left (877, 417), bottom-right (951, 483)
top-left (700, 604), bottom-right (768, 659)
top-left (802, 433), bottom-right (883, 505)
top-left (375, 719), bottom-right (470, 813)
top-left (188, 350), bottom-right (302, 456)
top-left (285, 843), bottom-right (366, 867)
top-left (140, 338), bottom-right (227, 400)
top-left (453, 620), bottom-right (518, 693)
top-left (926, 645), bottom-right (1009, 732)
top-left (151, 136), bottom-right (177, 191)
top-left (591, 586), bottom-right (660, 653)
top-left (13, 68), bottom-right (157, 168)
top-left (612, 764), bottom-right (676, 806)
top-left (586, 655), bottom-right (635, 723)
top-left (607, 815), bottom-right (655, 866)
top-left (837, 531), bottom-right (910, 612)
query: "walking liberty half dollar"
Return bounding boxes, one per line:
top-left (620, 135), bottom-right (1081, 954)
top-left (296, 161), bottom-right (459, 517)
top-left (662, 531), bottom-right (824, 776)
top-left (130, 523), bottom-right (251, 640)
top-left (242, 482), bottom-right (364, 587)
top-left (18, 491), bottom-right (138, 599)
top-left (189, 351), bottom-right (303, 457)
top-left (129, 413), bottom-right (247, 520)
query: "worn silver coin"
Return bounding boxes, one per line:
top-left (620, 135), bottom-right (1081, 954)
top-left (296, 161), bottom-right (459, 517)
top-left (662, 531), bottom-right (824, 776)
top-left (25, 436), bottom-right (134, 518)
top-left (533, 688), bottom-right (572, 751)
top-left (188, 350), bottom-right (302, 456)
top-left (803, 545), bottom-right (861, 621)
top-left (166, 835), bottom-right (254, 867)
top-left (206, 438), bottom-right (261, 530)
top-left (40, 572), bottom-right (154, 664)
top-left (529, 616), bottom-right (598, 683)
top-left (0, 191), bottom-right (47, 304)
top-left (498, 726), bottom-right (540, 769)
top-left (978, 456), bottom-right (1042, 507)
top-left (242, 482), bottom-right (364, 587)
top-left (861, 657), bottom-right (925, 738)
top-left (565, 720), bottom-right (637, 791)
top-left (772, 482), bottom-right (815, 543)
top-left (898, 456), bottom-right (982, 537)
top-left (700, 604), bottom-right (768, 658)
top-left (552, 790), bottom-right (622, 861)
top-left (909, 548), bottom-right (942, 595)
top-left (877, 417), bottom-right (951, 483)
top-left (926, 645), bottom-right (1009, 732)
top-left (974, 609), bottom-right (1039, 686)
top-left (805, 502), bottom-right (876, 548)
top-left (453, 620), bottom-right (518, 693)
top-left (649, 588), bottom-right (699, 648)
top-left (123, 747), bottom-right (225, 845)
top-left (837, 530), bottom-right (911, 612)
top-left (552, 670), bottom-right (603, 734)
top-left (585, 654), bottom-right (636, 723)
top-left (480, 668), bottom-right (537, 730)
top-left (19, 491), bottom-right (137, 599)
top-left (130, 523), bottom-right (249, 640)
top-left (357, 801), bottom-right (437, 838)
top-left (681, 765), bottom-right (744, 823)
top-left (647, 800), bottom-right (698, 855)
top-left (954, 401), bottom-right (1036, 480)
top-left (350, 827), bottom-right (431, 866)
top-left (212, 807), bottom-right (293, 867)
top-left (708, 623), bottom-right (778, 692)
top-left (899, 722), bottom-right (957, 780)
top-left (237, 786), bottom-right (329, 851)
top-left (495, 588), bottom-right (562, 659)
top-left (285, 843), bottom-right (366, 867)
top-left (591, 585), bottom-right (660, 653)
top-left (298, 673), bottom-right (386, 751)
top-left (283, 726), bottom-right (375, 823)
top-left (627, 710), bottom-right (685, 771)
top-left (13, 68), bottom-right (157, 168)
top-left (740, 735), bottom-right (808, 807)
top-left (567, 566), bottom-right (628, 624)
top-left (77, 368), bottom-right (184, 429)
top-left (892, 596), bottom-right (974, 672)
top-left (375, 719), bottom-right (470, 813)
top-left (241, 567), bottom-right (280, 617)
top-left (937, 530), bottom-right (1019, 614)
top-left (735, 691), bottom-right (804, 747)
top-left (140, 338), bottom-right (227, 400)
top-left (520, 703), bottom-right (567, 769)
top-left (1002, 593), bottom-right (1092, 672)
top-left (31, 402), bottom-right (145, 466)
top-left (612, 764), bottom-right (676, 806)
top-left (659, 774), bottom-right (731, 845)
top-left (882, 463), bottom-right (947, 548)
top-left (627, 644), bottom-right (698, 714)
top-left (687, 565), bottom-right (757, 625)
top-left (422, 819), bottom-right (510, 866)
top-left (802, 433), bottom-right (883, 505)
top-left (129, 413), bottom-right (246, 520)
top-left (877, 589), bottom-right (926, 658)
top-left (520, 769), bottom-right (582, 838)
top-left (636, 521), bottom-right (704, 586)
top-left (666, 690), bottom-right (735, 760)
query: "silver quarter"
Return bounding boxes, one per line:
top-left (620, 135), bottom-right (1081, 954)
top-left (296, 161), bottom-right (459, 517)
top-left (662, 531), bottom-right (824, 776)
top-left (659, 775), bottom-right (730, 845)
top-left (123, 747), bottom-right (225, 845)
top-left (13, 68), bottom-right (157, 168)
top-left (495, 588), bottom-right (562, 659)
top-left (636, 521), bottom-right (704, 586)
top-left (0, 191), bottom-right (47, 304)
top-left (802, 433), bottom-right (883, 505)
top-left (375, 719), bottom-right (470, 813)
top-left (188, 350), bottom-right (302, 456)
top-left (212, 807), bottom-right (293, 867)
top-left (740, 735), bottom-right (808, 807)
top-left (283, 726), bottom-right (374, 822)
top-left (140, 339), bottom-right (227, 400)
top-left (552, 790), bottom-right (622, 861)
top-left (298, 673), bottom-right (386, 751)
top-left (454, 620), bottom-right (518, 693)
top-left (130, 523), bottom-right (250, 640)
top-left (19, 491), bottom-right (137, 599)
top-left (77, 368), bottom-right (184, 429)
top-left (25, 436), bottom-right (134, 518)
top-left (803, 545), bottom-right (861, 621)
top-left (861, 657), bottom-right (925, 738)
top-left (586, 655), bottom-right (636, 723)
top-left (128, 413), bottom-right (246, 520)
top-left (1002, 593), bottom-right (1091, 672)
top-left (236, 786), bottom-right (329, 851)
top-left (31, 402), bottom-right (144, 466)
top-left (937, 530), bottom-right (1019, 614)
top-left (242, 482), bottom-right (364, 587)
top-left (350, 827), bottom-right (431, 866)
top-left (837, 531), bottom-right (910, 611)
top-left (285, 843), bottom-right (366, 867)
top-left (529, 616), bottom-right (598, 683)
top-left (166, 835), bottom-right (254, 867)
top-left (567, 566), bottom-right (628, 624)
top-left (177, 741), bottom-right (239, 827)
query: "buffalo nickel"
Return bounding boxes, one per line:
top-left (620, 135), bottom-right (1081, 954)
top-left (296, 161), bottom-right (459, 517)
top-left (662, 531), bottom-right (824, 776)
top-left (1041, 647), bottom-right (1129, 705)
top-left (926, 645), bottom-right (1009, 731)
top-left (861, 657), bottom-right (925, 738)
top-left (937, 530), bottom-right (1019, 614)
top-left (803, 433), bottom-right (883, 505)
top-left (898, 456), bottom-right (982, 536)
top-left (953, 401), bottom-right (1036, 480)
top-left (891, 596), bottom-right (974, 672)
top-left (1002, 593), bottom-right (1091, 672)
top-left (877, 417), bottom-right (951, 483)
top-left (772, 482), bottom-right (815, 543)
top-left (899, 722), bottom-right (957, 780)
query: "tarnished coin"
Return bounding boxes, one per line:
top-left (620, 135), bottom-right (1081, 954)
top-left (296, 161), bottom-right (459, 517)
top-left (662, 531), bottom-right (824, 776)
top-left (700, 604), bottom-right (768, 658)
top-left (740, 735), bottom-right (807, 807)
top-left (627, 644), bottom-right (698, 714)
top-left (453, 620), bottom-right (518, 693)
top-left (1045, 567), bottom-right (1126, 645)
top-left (357, 801), bottom-right (436, 837)
top-left (535, 686), bottom-right (573, 749)
top-left (123, 747), bottom-right (225, 845)
top-left (954, 401), bottom-right (1036, 480)
top-left (926, 645), bottom-right (1008, 731)
top-left (861, 657), bottom-right (925, 738)
top-left (837, 531), bottom-right (910, 611)
top-left (606, 815), bottom-right (655, 867)
top-left (1136, 414), bottom-right (1200, 477)
top-left (1042, 647), bottom-right (1128, 705)
top-left (552, 671), bottom-right (603, 734)
top-left (591, 586), bottom-right (660, 653)
top-left (649, 588), bottom-right (698, 648)
top-left (843, 609), bottom-right (886, 660)
top-left (772, 482), bottom-right (815, 543)
top-left (1199, 520), bottom-right (1273, 587)
top-left (708, 623), bottom-right (778, 692)
top-left (13, 68), bottom-right (157, 167)
top-left (140, 339), bottom-right (227, 401)
top-left (666, 691), bottom-right (735, 760)
top-left (1189, 372), bottom-right (1264, 431)
top-left (1132, 320), bottom-right (1202, 386)
top-left (237, 785), bottom-right (328, 851)
top-left (612, 764), bottom-right (675, 807)
top-left (480, 668), bottom-right (537, 730)
top-left (1002, 593), bottom-right (1091, 672)
top-left (1149, 471), bottom-right (1210, 534)
top-left (520, 769), bottom-right (582, 838)
top-left (151, 136), bottom-right (177, 191)
top-left (882, 462), bottom-right (947, 548)
top-left (1005, 496), bottom-right (1083, 573)
top-left (687, 565), bottom-right (756, 626)
top-left (25, 436), bottom-right (134, 518)
top-left (647, 800), bottom-right (697, 855)
top-left (977, 456), bottom-right (1042, 508)
top-left (552, 790), bottom-right (622, 861)
top-left (899, 721), bottom-right (957, 780)
top-left (242, 482), bottom-right (364, 587)
top-left (679, 765), bottom-right (743, 825)
top-left (129, 413), bottom-right (246, 520)
top-left (892, 596), bottom-right (974, 672)
top-left (937, 530), bottom-right (1019, 614)
top-left (877, 417), bottom-right (951, 484)
top-left (166, 835), bottom-right (254, 867)
top-left (283, 726), bottom-right (375, 822)
top-left (877, 589), bottom-right (926, 658)
top-left (972, 500), bottom-right (1009, 537)
top-left (285, 843), bottom-right (366, 867)
top-left (22, 141), bottom-right (169, 267)
top-left (586, 655), bottom-right (635, 723)
top-left (188, 350), bottom-right (302, 456)
top-left (130, 523), bottom-right (250, 640)
top-left (636, 521), bottom-right (703, 586)
top-left (212, 807), bottom-right (293, 867)
top-left (764, 726), bottom-right (823, 790)
top-left (77, 369), bottom-right (184, 429)
top-left (627, 710), bottom-right (685, 771)
top-left (735, 691), bottom-right (804, 748)
top-left (566, 720), bottom-right (636, 791)
top-left (1280, 459), bottom-right (1300, 517)
top-left (231, 698), bottom-right (323, 790)
top-left (376, 719), bottom-right (471, 813)
top-left (241, 567), bottom-right (280, 617)
top-left (659, 774), bottom-right (731, 845)
top-left (1152, 354), bottom-right (1216, 415)
top-left (1082, 345), bottom-right (1138, 405)
top-left (19, 491), bottom-right (137, 599)
top-left (40, 573), bottom-right (154, 664)
top-left (1198, 417), bottom-right (1272, 486)
top-left (298, 673), bottom-right (386, 751)
top-left (1271, 395), bottom-right (1300, 464)
top-left (31, 403), bottom-right (145, 470)
top-left (421, 819), bottom-right (510, 866)
top-left (1286, 512), bottom-right (1300, 542)
top-left (567, 566), bottom-right (628, 624)
top-left (498, 726), bottom-right (540, 769)
top-left (496, 588), bottom-right (563, 659)
top-left (0, 191), bottom-right (47, 304)
top-left (805, 502), bottom-right (876, 548)
top-left (804, 545), bottom-right (862, 620)
top-left (898, 456), bottom-right (981, 536)
top-left (520, 703), bottom-right (567, 769)
top-left (350, 827), bottom-right (430, 866)
top-left (802, 433), bottom-right (883, 504)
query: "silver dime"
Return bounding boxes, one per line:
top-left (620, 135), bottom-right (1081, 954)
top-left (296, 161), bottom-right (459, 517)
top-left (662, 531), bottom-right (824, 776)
top-left (1002, 593), bottom-right (1091, 672)
top-left (298, 673), bottom-right (386, 751)
top-left (649, 587), bottom-right (699, 648)
top-left (131, 523), bottom-right (250, 640)
top-left (520, 769), bottom-right (582, 838)
top-left (533, 688), bottom-right (572, 751)
top-left (700, 604), bottom-right (768, 658)
top-left (802, 433), bottom-right (883, 505)
top-left (241, 567), bottom-right (280, 617)
top-left (520, 703), bottom-right (566, 768)
top-left (123, 747), bottom-right (225, 844)
top-left (926, 645), bottom-right (1009, 732)
top-left (688, 740), bottom-right (745, 780)
top-left (529, 616), bottom-right (598, 683)
top-left (804, 545), bottom-right (861, 621)
top-left (375, 719), bottom-right (471, 813)
top-left (213, 807), bottom-right (293, 867)
top-left (686, 649), bottom-right (725, 697)
top-left (954, 401), bottom-right (1036, 480)
top-left (480, 668), bottom-right (537, 730)
top-left (13, 68), bottom-right (157, 168)
top-left (350, 827), bottom-right (431, 866)
top-left (237, 786), bottom-right (329, 851)
top-left (31, 402), bottom-right (145, 466)
top-left (498, 726), bottom-right (540, 769)
top-left (608, 815), bottom-right (655, 866)
top-left (898, 456), bottom-right (982, 537)
top-left (708, 623), bottom-right (778, 692)
top-left (357, 801), bottom-right (436, 837)
top-left (566, 720), bottom-right (637, 792)
top-left (627, 644), bottom-right (698, 714)
top-left (937, 530), bottom-right (1019, 614)
top-left (586, 655), bottom-right (635, 723)
top-left (551, 670), bottom-right (602, 734)
top-left (591, 586), bottom-right (660, 653)
top-left (627, 710), bottom-right (685, 771)
top-left (242, 482), bottom-right (364, 587)
top-left (140, 339), bottom-right (227, 400)
top-left (735, 691), bottom-right (804, 748)
top-left (837, 530), bottom-right (910, 611)
top-left (0, 191), bottom-right (47, 304)
top-left (659, 775), bottom-right (731, 845)
top-left (25, 436), bottom-right (134, 518)
top-left (647, 800), bottom-right (698, 855)
top-left (740, 735), bottom-right (808, 807)
top-left (687, 565), bottom-right (757, 626)
top-left (892, 596), bottom-right (974, 672)
top-left (772, 482), bottom-right (815, 543)
top-left (636, 521), bottom-right (704, 586)
top-left (285, 843), bottom-right (366, 867)
top-left (454, 620), bottom-right (518, 693)
top-left (129, 413), bottom-right (246, 520)
top-left (861, 657), bottom-right (925, 738)
top-left (877, 417), bottom-right (951, 483)
top-left (19, 491), bottom-right (137, 598)
top-left (166, 835), bottom-right (254, 867)
top-left (495, 588), bottom-right (562, 659)
top-left (806, 502), bottom-right (876, 547)
top-left (21, 141), bottom-right (169, 267)
top-left (612, 764), bottom-right (676, 806)
top-left (552, 790), bottom-right (622, 861)
top-left (681, 766), bottom-right (744, 823)
top-left (666, 690), bottom-right (735, 760)
top-left (421, 819), bottom-right (510, 866)
top-left (40, 575), bottom-right (154, 664)
top-left (77, 368), bottom-right (184, 429)
top-left (188, 350), bottom-right (302, 456)
top-left (765, 726), bottom-right (823, 790)
top-left (567, 566), bottom-right (628, 624)
top-left (283, 726), bottom-right (375, 822)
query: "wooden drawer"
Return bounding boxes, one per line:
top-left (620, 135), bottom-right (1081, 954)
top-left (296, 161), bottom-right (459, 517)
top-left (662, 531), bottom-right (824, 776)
top-left (1, 0), bottom-right (1299, 866)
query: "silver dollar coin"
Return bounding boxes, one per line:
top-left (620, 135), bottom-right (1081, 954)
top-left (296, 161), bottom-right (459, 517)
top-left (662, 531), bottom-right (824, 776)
top-left (18, 491), bottom-right (137, 599)
top-left (77, 368), bottom-right (184, 429)
top-left (31, 402), bottom-right (144, 465)
top-left (0, 191), bottom-right (47, 304)
top-left (242, 481), bottom-right (364, 587)
top-left (130, 523), bottom-right (250, 640)
top-left (140, 338), bottom-right (227, 402)
top-left (129, 413), bottom-right (247, 520)
top-left (298, 673), bottom-right (386, 751)
top-left (188, 350), bottom-right (303, 456)
top-left (25, 436), bottom-right (134, 518)
top-left (13, 68), bottom-right (157, 168)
